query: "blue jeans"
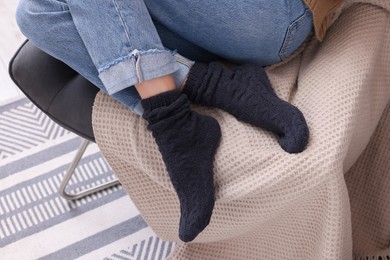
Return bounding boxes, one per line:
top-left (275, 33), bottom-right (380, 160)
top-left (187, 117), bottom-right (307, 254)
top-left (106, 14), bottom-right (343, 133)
top-left (16, 0), bottom-right (313, 115)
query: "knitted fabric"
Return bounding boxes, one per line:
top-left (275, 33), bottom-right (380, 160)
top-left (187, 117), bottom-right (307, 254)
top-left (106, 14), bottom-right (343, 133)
top-left (182, 62), bottom-right (309, 153)
top-left (92, 1), bottom-right (390, 259)
top-left (141, 91), bottom-right (221, 242)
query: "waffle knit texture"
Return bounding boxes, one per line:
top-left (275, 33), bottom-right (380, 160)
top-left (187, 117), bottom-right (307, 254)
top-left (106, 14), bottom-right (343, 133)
top-left (141, 91), bottom-right (221, 242)
top-left (92, 1), bottom-right (390, 259)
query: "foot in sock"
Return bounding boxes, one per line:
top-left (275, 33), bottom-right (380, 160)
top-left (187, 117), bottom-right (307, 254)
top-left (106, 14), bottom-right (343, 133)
top-left (182, 62), bottom-right (309, 153)
top-left (141, 90), bottom-right (221, 242)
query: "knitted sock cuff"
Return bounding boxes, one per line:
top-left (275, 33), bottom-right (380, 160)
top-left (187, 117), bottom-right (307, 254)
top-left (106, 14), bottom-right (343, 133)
top-left (141, 90), bottom-right (181, 111)
top-left (182, 63), bottom-right (209, 98)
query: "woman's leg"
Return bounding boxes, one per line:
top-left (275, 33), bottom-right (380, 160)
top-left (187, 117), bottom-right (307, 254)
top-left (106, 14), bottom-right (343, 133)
top-left (146, 0), bottom-right (311, 153)
top-left (183, 63), bottom-right (310, 153)
top-left (16, 0), bottom-right (221, 242)
top-left (16, 0), bottom-right (142, 113)
top-left (145, 0), bottom-right (313, 66)
top-left (64, 0), bottom-right (180, 96)
top-left (15, 0), bottom-right (219, 114)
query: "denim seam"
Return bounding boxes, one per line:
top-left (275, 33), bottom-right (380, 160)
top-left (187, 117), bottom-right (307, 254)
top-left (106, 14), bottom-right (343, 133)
top-left (107, 62), bottom-right (175, 86)
top-left (98, 53), bottom-right (134, 73)
top-left (98, 49), bottom-right (167, 73)
top-left (61, 4), bottom-right (69, 11)
top-left (111, 0), bottom-right (133, 51)
top-left (279, 8), bottom-right (311, 61)
top-left (174, 54), bottom-right (194, 68)
top-left (53, 0), bottom-right (68, 11)
top-left (102, 58), bottom-right (177, 94)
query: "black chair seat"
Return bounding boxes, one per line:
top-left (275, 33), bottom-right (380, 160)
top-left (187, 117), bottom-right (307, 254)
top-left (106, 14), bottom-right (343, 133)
top-left (8, 40), bottom-right (98, 142)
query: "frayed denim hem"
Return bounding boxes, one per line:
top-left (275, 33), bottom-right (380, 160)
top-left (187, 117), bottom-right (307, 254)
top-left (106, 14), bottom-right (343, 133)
top-left (99, 49), bottom-right (178, 95)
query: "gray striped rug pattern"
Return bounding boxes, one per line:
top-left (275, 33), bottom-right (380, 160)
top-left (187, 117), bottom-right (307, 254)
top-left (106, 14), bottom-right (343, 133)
top-left (0, 98), bottom-right (174, 259)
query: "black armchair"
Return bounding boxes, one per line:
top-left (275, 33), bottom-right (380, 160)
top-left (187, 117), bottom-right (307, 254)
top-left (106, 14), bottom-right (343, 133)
top-left (8, 40), bottom-right (120, 200)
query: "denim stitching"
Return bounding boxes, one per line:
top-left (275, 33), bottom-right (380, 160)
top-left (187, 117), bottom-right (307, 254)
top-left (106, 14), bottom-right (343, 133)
top-left (106, 60), bottom-right (177, 87)
top-left (61, 4), bottom-right (69, 11)
top-left (54, 0), bottom-right (69, 11)
top-left (279, 8), bottom-right (311, 61)
top-left (98, 53), bottom-right (135, 73)
top-left (132, 50), bottom-right (144, 82)
top-left (98, 49), bottom-right (167, 73)
top-left (103, 58), bottom-right (177, 94)
top-left (111, 0), bottom-right (133, 51)
top-left (175, 54), bottom-right (194, 68)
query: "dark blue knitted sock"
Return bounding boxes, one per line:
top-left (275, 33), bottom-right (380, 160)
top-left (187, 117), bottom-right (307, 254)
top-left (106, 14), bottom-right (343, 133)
top-left (141, 91), bottom-right (221, 242)
top-left (183, 62), bottom-right (309, 153)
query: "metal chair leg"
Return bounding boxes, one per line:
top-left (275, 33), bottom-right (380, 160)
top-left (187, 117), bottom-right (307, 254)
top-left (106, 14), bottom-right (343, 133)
top-left (59, 139), bottom-right (120, 200)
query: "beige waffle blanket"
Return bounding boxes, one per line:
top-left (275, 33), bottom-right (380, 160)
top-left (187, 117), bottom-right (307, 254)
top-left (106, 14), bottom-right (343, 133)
top-left (92, 1), bottom-right (390, 259)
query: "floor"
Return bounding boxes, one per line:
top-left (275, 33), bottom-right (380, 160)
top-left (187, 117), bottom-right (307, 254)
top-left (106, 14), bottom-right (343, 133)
top-left (0, 0), bottom-right (26, 104)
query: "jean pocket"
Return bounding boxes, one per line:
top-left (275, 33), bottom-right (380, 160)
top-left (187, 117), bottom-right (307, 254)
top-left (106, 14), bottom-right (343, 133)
top-left (279, 8), bottom-right (313, 61)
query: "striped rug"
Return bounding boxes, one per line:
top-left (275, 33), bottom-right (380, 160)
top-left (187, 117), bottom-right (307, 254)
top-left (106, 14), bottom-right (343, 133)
top-left (0, 98), bottom-right (174, 259)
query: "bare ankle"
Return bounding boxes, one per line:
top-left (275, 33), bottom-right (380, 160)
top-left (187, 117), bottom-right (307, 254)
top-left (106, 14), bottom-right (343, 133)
top-left (135, 74), bottom-right (176, 99)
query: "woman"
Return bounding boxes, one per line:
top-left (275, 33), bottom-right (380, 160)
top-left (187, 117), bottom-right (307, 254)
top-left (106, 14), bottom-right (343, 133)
top-left (15, 0), bottom-right (342, 242)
